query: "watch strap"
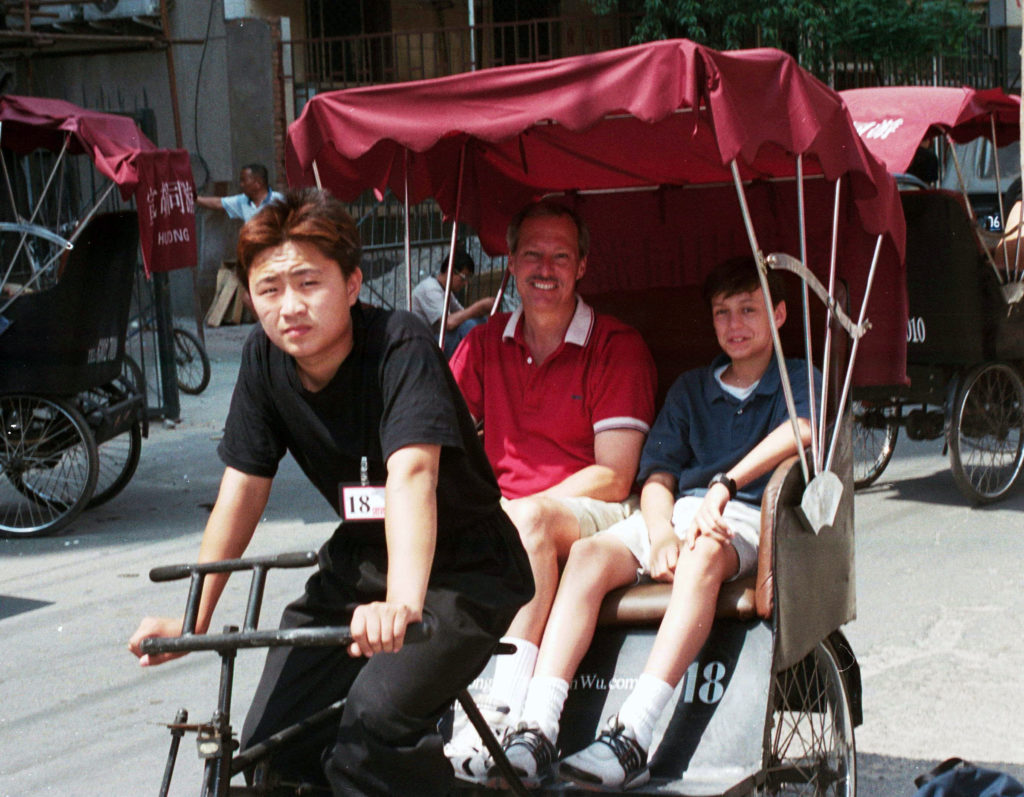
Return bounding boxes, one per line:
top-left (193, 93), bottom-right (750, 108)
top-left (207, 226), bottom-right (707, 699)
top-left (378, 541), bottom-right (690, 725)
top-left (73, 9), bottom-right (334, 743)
top-left (708, 472), bottom-right (737, 500)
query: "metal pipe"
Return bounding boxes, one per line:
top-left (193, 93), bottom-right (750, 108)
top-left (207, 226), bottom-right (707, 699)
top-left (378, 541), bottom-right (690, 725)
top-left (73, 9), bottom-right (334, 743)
top-left (795, 155), bottom-right (821, 473)
top-left (438, 144), bottom-right (467, 348)
top-left (730, 160), bottom-right (810, 484)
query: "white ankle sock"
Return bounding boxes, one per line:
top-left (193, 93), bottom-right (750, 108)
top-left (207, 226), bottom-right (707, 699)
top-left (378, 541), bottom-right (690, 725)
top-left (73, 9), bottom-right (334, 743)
top-left (616, 673), bottom-right (675, 751)
top-left (520, 675), bottom-right (569, 744)
top-left (490, 637), bottom-right (539, 719)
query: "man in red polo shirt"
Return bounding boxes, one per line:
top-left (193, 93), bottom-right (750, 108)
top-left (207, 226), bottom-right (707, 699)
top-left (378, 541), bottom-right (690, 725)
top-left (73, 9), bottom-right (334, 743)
top-left (446, 199), bottom-right (657, 781)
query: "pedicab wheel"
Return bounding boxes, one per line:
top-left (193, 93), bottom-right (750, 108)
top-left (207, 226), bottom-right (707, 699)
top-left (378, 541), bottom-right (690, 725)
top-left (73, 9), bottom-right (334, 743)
top-left (0, 394), bottom-right (99, 538)
top-left (758, 638), bottom-right (856, 796)
top-left (948, 362), bottom-right (1024, 504)
top-left (173, 327), bottom-right (211, 395)
top-left (79, 359), bottom-right (144, 508)
top-left (852, 401), bottom-right (898, 489)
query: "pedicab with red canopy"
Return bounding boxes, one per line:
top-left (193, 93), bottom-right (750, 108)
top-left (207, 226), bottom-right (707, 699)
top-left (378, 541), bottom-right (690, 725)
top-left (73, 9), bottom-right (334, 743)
top-left (0, 94), bottom-right (196, 537)
top-left (842, 86), bottom-right (1024, 501)
top-left (139, 39), bottom-right (906, 796)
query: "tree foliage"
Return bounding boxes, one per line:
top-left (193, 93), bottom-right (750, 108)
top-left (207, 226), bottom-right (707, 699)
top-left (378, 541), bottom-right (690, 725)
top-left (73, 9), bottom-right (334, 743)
top-left (588, 0), bottom-right (982, 74)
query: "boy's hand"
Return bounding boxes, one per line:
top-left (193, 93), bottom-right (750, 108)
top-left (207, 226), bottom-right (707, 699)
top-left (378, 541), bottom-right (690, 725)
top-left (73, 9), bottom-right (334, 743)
top-left (688, 483), bottom-right (733, 549)
top-left (348, 601), bottom-right (421, 658)
top-left (649, 536), bottom-right (682, 582)
top-left (128, 616), bottom-right (186, 667)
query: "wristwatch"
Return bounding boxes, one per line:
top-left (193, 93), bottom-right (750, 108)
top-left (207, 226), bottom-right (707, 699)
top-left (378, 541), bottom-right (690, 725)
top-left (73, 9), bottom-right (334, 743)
top-left (708, 472), bottom-right (737, 500)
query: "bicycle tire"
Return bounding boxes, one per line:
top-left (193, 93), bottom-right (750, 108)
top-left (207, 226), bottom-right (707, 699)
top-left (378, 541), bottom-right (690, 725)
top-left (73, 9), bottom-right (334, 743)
top-left (173, 327), bottom-right (211, 395)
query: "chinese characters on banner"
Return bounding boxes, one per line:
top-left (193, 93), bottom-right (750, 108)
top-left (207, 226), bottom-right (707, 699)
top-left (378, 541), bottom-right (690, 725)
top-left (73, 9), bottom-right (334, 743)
top-left (133, 149), bottom-right (198, 275)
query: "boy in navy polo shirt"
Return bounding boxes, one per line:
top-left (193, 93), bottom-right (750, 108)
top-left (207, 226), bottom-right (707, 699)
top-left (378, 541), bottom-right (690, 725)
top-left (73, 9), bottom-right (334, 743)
top-left (489, 255), bottom-right (820, 791)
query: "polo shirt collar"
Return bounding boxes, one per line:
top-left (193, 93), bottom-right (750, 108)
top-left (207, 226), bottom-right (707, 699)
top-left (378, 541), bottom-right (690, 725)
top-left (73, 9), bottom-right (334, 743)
top-left (705, 352), bottom-right (783, 403)
top-left (502, 295), bottom-right (595, 347)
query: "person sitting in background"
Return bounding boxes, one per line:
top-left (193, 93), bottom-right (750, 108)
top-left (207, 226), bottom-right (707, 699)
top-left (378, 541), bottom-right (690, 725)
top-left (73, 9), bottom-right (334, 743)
top-left (411, 249), bottom-right (494, 357)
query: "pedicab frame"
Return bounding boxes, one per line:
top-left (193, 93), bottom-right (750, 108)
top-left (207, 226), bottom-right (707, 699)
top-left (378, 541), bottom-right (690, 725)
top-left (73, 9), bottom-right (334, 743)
top-left (842, 86), bottom-right (1024, 501)
top-left (136, 39), bottom-right (907, 797)
top-left (0, 94), bottom-right (196, 537)
top-left (282, 39), bottom-right (908, 796)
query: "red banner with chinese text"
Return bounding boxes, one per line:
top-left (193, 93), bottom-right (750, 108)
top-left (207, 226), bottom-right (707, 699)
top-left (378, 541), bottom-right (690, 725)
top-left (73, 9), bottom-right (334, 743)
top-left (133, 149), bottom-right (197, 275)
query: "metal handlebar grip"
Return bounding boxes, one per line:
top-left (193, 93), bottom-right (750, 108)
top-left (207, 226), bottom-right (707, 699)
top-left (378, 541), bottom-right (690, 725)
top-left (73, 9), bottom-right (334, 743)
top-left (139, 620), bottom-right (432, 656)
top-left (149, 550), bottom-right (318, 582)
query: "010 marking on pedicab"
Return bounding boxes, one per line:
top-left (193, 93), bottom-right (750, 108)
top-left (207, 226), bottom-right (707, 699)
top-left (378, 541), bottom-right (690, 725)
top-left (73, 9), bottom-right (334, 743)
top-left (907, 317), bottom-right (927, 343)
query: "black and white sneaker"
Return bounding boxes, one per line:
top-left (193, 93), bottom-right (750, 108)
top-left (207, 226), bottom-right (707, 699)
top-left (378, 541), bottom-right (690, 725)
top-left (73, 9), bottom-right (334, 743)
top-left (558, 718), bottom-right (650, 791)
top-left (444, 698), bottom-right (511, 784)
top-left (488, 723), bottom-right (557, 789)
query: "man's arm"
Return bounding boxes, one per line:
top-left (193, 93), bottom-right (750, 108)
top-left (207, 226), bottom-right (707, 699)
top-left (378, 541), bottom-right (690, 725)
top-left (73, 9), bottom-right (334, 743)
top-left (347, 443), bottom-right (439, 658)
top-left (196, 195), bottom-right (224, 211)
top-left (445, 296), bottom-right (494, 330)
top-left (535, 427), bottom-right (645, 502)
top-left (128, 467), bottom-right (271, 665)
top-left (690, 418), bottom-right (812, 545)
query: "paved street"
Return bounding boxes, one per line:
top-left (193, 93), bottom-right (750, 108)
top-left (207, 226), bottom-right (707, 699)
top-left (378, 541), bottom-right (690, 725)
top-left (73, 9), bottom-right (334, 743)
top-left (2, 323), bottom-right (1023, 796)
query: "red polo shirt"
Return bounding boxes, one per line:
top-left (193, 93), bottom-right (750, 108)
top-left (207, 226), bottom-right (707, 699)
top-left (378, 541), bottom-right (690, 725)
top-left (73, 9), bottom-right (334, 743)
top-left (450, 298), bottom-right (656, 499)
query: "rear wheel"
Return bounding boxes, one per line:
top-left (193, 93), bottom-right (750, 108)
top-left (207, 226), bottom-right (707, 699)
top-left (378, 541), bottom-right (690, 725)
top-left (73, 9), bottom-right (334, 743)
top-left (948, 362), bottom-right (1024, 503)
top-left (80, 357), bottom-right (144, 508)
top-left (0, 395), bottom-right (98, 537)
top-left (173, 327), bottom-right (211, 395)
top-left (759, 638), bottom-right (856, 796)
top-left (852, 401), bottom-right (898, 489)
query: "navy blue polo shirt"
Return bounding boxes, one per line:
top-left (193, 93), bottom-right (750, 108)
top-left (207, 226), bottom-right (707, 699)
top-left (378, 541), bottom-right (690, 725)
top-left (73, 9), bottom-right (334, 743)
top-left (638, 354), bottom-right (821, 506)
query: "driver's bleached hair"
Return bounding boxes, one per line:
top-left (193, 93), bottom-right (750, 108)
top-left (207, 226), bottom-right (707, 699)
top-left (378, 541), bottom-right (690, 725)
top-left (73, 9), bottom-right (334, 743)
top-left (235, 188), bottom-right (361, 288)
top-left (506, 199), bottom-right (590, 259)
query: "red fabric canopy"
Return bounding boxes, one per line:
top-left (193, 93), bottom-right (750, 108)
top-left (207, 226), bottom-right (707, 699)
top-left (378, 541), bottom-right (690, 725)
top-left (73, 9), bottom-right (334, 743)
top-left (287, 39), bottom-right (907, 386)
top-left (0, 94), bottom-right (196, 274)
top-left (841, 86), bottom-right (1020, 174)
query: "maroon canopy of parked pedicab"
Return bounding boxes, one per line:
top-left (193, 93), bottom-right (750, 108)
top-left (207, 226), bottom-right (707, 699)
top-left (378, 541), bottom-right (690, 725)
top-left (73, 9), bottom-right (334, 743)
top-left (0, 94), bottom-right (196, 274)
top-left (287, 39), bottom-right (907, 386)
top-left (841, 86), bottom-right (1020, 175)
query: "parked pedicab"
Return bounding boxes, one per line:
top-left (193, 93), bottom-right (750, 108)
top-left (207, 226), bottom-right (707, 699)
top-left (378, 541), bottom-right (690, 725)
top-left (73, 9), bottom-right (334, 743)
top-left (0, 95), bottom-right (196, 537)
top-left (842, 86), bottom-right (1024, 502)
top-left (141, 40), bottom-right (907, 796)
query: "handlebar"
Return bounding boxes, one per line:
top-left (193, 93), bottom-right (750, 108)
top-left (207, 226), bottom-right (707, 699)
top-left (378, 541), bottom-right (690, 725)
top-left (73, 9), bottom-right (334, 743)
top-left (140, 620), bottom-right (432, 656)
top-left (142, 549), bottom-right (433, 657)
top-left (149, 550), bottom-right (317, 582)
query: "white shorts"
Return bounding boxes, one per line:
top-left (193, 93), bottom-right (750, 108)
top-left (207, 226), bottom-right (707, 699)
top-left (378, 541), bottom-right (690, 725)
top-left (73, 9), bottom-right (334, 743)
top-left (500, 494), bottom-right (639, 538)
top-left (600, 495), bottom-right (761, 581)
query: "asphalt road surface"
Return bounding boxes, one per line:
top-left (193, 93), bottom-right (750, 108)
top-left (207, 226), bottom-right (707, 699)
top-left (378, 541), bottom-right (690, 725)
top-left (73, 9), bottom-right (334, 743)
top-left (2, 323), bottom-right (1022, 796)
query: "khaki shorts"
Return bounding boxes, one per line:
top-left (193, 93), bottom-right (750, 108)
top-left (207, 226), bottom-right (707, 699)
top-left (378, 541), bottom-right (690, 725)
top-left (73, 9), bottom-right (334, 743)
top-left (500, 494), bottom-right (639, 539)
top-left (600, 495), bottom-right (761, 582)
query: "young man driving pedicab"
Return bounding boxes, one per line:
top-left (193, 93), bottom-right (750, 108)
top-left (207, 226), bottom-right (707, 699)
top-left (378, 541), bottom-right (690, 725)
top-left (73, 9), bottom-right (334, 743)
top-left (488, 256), bottom-right (821, 791)
top-left (128, 188), bottom-right (534, 796)
top-left (444, 199), bottom-right (657, 780)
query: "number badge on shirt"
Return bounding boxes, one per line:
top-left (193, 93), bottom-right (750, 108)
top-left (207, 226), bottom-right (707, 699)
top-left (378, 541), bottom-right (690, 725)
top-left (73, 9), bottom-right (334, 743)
top-left (340, 484), bottom-right (387, 522)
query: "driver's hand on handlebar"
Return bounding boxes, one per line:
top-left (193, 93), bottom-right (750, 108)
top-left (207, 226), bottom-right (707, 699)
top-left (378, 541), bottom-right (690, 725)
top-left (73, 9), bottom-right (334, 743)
top-left (348, 601), bottom-right (421, 658)
top-left (128, 616), bottom-right (185, 667)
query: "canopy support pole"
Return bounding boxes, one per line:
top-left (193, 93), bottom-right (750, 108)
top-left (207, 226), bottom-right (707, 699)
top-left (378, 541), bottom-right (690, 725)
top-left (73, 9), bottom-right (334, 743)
top-left (946, 132), bottom-right (1005, 284)
top-left (826, 234), bottom-right (883, 473)
top-left (795, 155), bottom-right (821, 473)
top-left (730, 161), bottom-right (811, 484)
top-left (818, 178), bottom-right (842, 466)
top-left (404, 151), bottom-right (413, 312)
top-left (438, 144), bottom-right (467, 348)
top-left (0, 132), bottom-right (71, 289)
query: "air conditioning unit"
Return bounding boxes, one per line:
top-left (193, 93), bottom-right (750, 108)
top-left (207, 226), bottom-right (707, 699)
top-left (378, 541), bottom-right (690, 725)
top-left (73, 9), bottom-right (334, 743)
top-left (30, 0), bottom-right (162, 24)
top-left (83, 0), bottom-right (162, 20)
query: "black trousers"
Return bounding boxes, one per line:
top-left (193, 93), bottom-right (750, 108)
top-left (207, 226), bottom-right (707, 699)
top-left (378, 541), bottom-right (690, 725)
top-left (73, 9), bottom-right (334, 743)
top-left (240, 510), bottom-right (533, 796)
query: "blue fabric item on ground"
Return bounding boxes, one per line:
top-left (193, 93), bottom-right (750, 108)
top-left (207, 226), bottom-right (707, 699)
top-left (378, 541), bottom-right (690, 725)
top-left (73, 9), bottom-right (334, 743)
top-left (913, 758), bottom-right (1024, 797)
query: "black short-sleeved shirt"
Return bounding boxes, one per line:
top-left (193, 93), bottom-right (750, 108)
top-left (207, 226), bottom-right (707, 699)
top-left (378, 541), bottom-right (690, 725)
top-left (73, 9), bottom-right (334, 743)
top-left (218, 304), bottom-right (500, 537)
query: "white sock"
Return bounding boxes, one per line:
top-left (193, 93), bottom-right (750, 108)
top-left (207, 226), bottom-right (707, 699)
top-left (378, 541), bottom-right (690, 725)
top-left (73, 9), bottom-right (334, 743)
top-left (520, 675), bottom-right (569, 744)
top-left (616, 673), bottom-right (675, 752)
top-left (490, 637), bottom-right (538, 719)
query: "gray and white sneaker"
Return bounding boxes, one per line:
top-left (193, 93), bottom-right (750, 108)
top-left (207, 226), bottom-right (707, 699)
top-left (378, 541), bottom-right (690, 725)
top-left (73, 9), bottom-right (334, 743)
top-left (488, 723), bottom-right (558, 789)
top-left (558, 718), bottom-right (650, 791)
top-left (444, 698), bottom-right (512, 784)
